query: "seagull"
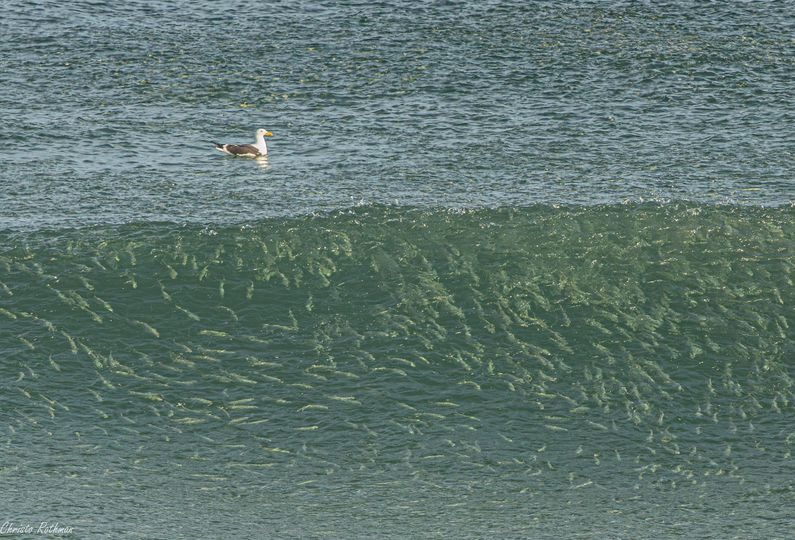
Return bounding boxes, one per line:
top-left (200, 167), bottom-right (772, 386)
top-left (212, 128), bottom-right (273, 157)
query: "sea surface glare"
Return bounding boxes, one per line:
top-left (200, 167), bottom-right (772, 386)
top-left (0, 1), bottom-right (793, 538)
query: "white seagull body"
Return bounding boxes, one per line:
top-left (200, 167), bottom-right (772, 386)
top-left (213, 128), bottom-right (273, 157)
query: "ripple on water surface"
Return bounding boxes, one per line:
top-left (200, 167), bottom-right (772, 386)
top-left (0, 1), bottom-right (793, 231)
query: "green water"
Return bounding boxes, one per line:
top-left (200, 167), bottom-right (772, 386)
top-left (2, 205), bottom-right (793, 537)
top-left (2, 0), bottom-right (794, 537)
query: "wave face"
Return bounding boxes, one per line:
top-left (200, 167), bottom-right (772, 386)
top-left (1, 204), bottom-right (793, 536)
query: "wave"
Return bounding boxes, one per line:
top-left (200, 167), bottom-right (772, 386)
top-left (1, 203), bottom-right (793, 492)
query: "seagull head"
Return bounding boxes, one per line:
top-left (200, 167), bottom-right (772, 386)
top-left (257, 128), bottom-right (273, 137)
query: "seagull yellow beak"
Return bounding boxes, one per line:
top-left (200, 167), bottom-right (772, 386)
top-left (264, 131), bottom-right (273, 137)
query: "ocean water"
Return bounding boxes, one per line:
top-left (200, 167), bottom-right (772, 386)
top-left (1, 1), bottom-right (793, 538)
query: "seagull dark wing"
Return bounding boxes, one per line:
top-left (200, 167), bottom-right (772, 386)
top-left (223, 144), bottom-right (262, 157)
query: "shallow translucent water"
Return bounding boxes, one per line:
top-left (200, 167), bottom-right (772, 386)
top-left (2, 205), bottom-right (794, 537)
top-left (1, 1), bottom-right (793, 538)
